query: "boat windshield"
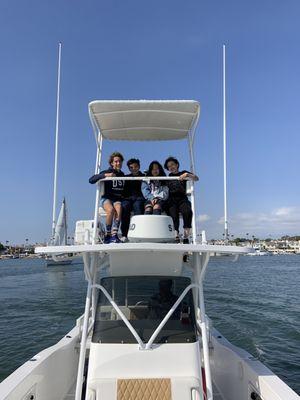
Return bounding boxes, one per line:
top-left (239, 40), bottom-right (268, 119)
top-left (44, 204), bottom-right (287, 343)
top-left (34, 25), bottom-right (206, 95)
top-left (92, 276), bottom-right (197, 344)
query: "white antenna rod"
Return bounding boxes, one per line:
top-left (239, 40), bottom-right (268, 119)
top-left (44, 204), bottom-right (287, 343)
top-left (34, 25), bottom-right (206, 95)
top-left (51, 42), bottom-right (62, 242)
top-left (223, 44), bottom-right (229, 241)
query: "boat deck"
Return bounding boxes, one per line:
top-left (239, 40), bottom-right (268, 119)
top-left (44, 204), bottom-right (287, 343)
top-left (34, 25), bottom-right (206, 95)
top-left (63, 382), bottom-right (224, 400)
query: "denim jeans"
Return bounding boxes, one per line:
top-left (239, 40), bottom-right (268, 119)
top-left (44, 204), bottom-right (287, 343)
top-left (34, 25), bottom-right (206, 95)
top-left (121, 197), bottom-right (145, 237)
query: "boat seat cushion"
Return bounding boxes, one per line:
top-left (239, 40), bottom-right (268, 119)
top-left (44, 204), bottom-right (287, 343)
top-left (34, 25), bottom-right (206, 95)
top-left (87, 377), bottom-right (202, 400)
top-left (117, 378), bottom-right (171, 400)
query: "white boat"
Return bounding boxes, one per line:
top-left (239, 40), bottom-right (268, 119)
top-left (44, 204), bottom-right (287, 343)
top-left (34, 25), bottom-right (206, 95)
top-left (46, 43), bottom-right (73, 267)
top-left (0, 101), bottom-right (298, 400)
top-left (46, 198), bottom-right (73, 266)
top-left (247, 250), bottom-right (269, 256)
top-left (247, 246), bottom-right (270, 256)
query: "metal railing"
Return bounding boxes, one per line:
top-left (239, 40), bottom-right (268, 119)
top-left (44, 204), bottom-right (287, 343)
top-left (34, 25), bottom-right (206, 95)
top-left (75, 253), bottom-right (213, 400)
top-left (92, 175), bottom-right (197, 245)
top-left (91, 282), bottom-right (200, 350)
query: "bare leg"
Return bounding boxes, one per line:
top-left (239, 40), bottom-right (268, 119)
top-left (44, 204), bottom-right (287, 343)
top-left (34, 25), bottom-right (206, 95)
top-left (114, 202), bottom-right (122, 221)
top-left (112, 202), bottom-right (122, 236)
top-left (103, 201), bottom-right (115, 233)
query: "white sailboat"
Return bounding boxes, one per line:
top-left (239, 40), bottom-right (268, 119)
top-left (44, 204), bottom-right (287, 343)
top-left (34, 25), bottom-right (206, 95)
top-left (0, 100), bottom-right (298, 400)
top-left (45, 43), bottom-right (73, 267)
top-left (53, 197), bottom-right (68, 246)
top-left (46, 198), bottom-right (73, 266)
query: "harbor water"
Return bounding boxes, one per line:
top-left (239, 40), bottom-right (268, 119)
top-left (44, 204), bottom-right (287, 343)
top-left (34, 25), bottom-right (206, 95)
top-left (0, 255), bottom-right (299, 395)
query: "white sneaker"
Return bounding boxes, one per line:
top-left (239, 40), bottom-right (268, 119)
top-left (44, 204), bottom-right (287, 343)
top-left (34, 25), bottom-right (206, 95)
top-left (120, 236), bottom-right (129, 243)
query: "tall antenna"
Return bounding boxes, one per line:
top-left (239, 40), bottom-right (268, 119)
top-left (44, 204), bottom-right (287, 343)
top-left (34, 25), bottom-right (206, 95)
top-left (223, 44), bottom-right (229, 241)
top-left (51, 42), bottom-right (62, 243)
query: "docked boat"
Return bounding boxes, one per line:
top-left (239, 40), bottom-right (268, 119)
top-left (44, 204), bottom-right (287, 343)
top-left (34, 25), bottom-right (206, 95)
top-left (247, 250), bottom-right (269, 256)
top-left (247, 246), bottom-right (270, 256)
top-left (0, 101), bottom-right (298, 400)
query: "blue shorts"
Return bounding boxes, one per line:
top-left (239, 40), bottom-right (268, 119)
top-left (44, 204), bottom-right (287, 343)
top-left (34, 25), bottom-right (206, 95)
top-left (100, 197), bottom-right (122, 208)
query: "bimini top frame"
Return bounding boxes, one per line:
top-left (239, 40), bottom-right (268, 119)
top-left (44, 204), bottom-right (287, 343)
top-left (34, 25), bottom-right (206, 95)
top-left (88, 100), bottom-right (200, 244)
top-left (88, 100), bottom-right (200, 141)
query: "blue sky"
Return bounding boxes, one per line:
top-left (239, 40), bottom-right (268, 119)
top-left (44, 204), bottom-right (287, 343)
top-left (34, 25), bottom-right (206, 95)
top-left (1, 0), bottom-right (300, 244)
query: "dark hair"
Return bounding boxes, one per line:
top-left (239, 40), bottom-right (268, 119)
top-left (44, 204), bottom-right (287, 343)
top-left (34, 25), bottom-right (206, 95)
top-left (127, 158), bottom-right (140, 168)
top-left (164, 156), bottom-right (179, 170)
top-left (109, 152), bottom-right (124, 165)
top-left (147, 161), bottom-right (166, 177)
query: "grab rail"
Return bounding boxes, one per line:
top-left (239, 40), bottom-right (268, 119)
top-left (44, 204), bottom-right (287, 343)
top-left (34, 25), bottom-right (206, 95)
top-left (145, 283), bottom-right (200, 349)
top-left (92, 175), bottom-right (195, 245)
top-left (98, 176), bottom-right (194, 181)
top-left (91, 282), bottom-right (200, 350)
top-left (76, 250), bottom-right (213, 400)
top-left (92, 283), bottom-right (144, 348)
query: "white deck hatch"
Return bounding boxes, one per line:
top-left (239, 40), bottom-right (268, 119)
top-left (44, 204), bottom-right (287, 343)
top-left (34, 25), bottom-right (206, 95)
top-left (89, 100), bottom-right (200, 141)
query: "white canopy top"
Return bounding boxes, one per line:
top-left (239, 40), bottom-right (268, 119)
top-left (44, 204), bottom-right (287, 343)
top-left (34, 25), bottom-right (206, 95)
top-left (88, 100), bottom-right (200, 141)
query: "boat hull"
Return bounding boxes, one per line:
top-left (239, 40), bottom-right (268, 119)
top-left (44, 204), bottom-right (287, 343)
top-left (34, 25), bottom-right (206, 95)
top-left (45, 259), bottom-right (73, 266)
top-left (0, 321), bottom-right (299, 400)
top-left (210, 328), bottom-right (299, 400)
top-left (0, 323), bottom-right (80, 400)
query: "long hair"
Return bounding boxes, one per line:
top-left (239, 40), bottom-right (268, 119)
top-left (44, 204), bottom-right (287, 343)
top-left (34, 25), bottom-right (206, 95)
top-left (146, 161), bottom-right (166, 184)
top-left (147, 161), bottom-right (166, 177)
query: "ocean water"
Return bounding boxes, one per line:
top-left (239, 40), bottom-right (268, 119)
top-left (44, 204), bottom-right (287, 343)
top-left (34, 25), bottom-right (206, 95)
top-left (0, 255), bottom-right (299, 395)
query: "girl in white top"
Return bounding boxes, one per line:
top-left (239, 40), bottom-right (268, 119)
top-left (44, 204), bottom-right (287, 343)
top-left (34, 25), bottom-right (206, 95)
top-left (141, 161), bottom-right (169, 215)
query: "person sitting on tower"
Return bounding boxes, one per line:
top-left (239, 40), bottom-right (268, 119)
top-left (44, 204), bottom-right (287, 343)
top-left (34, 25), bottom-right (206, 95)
top-left (141, 161), bottom-right (169, 215)
top-left (89, 152), bottom-right (125, 244)
top-left (164, 156), bottom-right (198, 244)
top-left (121, 158), bottom-right (145, 240)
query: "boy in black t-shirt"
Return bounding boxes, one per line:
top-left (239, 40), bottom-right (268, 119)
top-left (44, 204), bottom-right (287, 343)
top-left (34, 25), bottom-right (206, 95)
top-left (89, 152), bottom-right (125, 244)
top-left (121, 158), bottom-right (145, 240)
top-left (164, 156), bottom-right (198, 243)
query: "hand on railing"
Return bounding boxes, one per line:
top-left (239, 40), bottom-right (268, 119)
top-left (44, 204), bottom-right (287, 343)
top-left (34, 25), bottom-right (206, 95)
top-left (98, 176), bottom-right (195, 181)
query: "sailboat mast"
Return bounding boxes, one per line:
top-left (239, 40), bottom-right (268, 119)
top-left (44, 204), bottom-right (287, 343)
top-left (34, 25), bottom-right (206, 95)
top-left (51, 42), bottom-right (62, 242)
top-left (223, 44), bottom-right (229, 241)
